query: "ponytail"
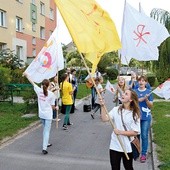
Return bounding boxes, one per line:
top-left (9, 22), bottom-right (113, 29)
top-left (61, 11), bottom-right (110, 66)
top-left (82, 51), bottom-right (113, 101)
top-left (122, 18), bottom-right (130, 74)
top-left (61, 73), bottom-right (68, 95)
top-left (42, 79), bottom-right (50, 96)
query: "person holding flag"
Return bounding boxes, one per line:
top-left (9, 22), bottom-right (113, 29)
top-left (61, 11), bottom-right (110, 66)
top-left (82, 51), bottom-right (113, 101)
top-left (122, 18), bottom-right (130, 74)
top-left (113, 76), bottom-right (127, 106)
top-left (50, 75), bottom-right (61, 121)
top-left (90, 77), bottom-right (105, 119)
top-left (101, 89), bottom-right (140, 170)
top-left (134, 75), bottom-right (153, 163)
top-left (23, 72), bottom-right (57, 155)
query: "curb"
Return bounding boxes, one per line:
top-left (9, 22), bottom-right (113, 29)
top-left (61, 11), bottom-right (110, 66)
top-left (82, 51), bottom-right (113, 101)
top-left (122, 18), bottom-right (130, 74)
top-left (0, 97), bottom-right (87, 149)
top-left (0, 120), bottom-right (41, 149)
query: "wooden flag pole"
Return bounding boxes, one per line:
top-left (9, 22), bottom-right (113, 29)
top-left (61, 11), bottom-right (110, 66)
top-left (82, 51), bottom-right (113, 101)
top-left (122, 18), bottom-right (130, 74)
top-left (56, 68), bottom-right (59, 129)
top-left (80, 53), bottom-right (129, 160)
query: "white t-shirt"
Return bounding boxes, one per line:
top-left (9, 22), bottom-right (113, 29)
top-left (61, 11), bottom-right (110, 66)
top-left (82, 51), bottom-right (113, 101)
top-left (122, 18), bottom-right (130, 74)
top-left (51, 82), bottom-right (60, 99)
top-left (34, 84), bottom-right (55, 120)
top-left (95, 83), bottom-right (104, 104)
top-left (109, 106), bottom-right (140, 153)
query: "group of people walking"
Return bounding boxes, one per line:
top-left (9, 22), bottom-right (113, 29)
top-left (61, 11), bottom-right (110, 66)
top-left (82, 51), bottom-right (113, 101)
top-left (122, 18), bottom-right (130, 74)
top-left (23, 69), bottom-right (153, 170)
top-left (23, 68), bottom-right (78, 154)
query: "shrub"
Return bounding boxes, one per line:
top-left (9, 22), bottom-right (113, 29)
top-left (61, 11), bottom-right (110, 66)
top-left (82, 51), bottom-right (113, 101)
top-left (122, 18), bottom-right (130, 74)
top-left (106, 68), bottom-right (118, 80)
top-left (147, 74), bottom-right (156, 87)
top-left (11, 68), bottom-right (28, 83)
top-left (0, 66), bottom-right (12, 99)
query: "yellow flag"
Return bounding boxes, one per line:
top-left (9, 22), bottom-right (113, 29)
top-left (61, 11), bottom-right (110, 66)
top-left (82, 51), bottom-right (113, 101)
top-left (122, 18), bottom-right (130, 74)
top-left (85, 52), bottom-right (103, 74)
top-left (54, 0), bottom-right (121, 54)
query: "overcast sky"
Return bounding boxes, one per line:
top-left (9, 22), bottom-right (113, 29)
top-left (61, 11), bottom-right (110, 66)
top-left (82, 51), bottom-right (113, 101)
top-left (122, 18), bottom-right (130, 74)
top-left (58, 0), bottom-right (170, 45)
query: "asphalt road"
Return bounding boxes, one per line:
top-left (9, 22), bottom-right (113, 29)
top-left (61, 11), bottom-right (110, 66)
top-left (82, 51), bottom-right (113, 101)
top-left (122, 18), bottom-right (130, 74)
top-left (0, 90), bottom-right (153, 170)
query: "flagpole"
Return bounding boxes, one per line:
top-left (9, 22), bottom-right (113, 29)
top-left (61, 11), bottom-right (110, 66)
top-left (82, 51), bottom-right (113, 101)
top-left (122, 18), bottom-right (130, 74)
top-left (80, 53), bottom-right (129, 160)
top-left (56, 68), bottom-right (59, 129)
top-left (120, 0), bottom-right (129, 66)
top-left (139, 2), bottom-right (144, 76)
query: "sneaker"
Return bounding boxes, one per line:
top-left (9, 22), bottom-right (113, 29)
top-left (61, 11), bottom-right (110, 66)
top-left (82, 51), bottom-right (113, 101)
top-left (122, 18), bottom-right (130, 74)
top-left (42, 150), bottom-right (48, 155)
top-left (140, 155), bottom-right (146, 163)
top-left (68, 123), bottom-right (73, 126)
top-left (91, 113), bottom-right (94, 119)
top-left (47, 144), bottom-right (52, 147)
top-left (63, 125), bottom-right (68, 130)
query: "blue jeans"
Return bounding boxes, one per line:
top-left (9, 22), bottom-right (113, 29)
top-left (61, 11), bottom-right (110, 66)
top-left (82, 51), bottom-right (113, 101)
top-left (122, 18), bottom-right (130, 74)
top-left (141, 119), bottom-right (151, 156)
top-left (41, 119), bottom-right (52, 150)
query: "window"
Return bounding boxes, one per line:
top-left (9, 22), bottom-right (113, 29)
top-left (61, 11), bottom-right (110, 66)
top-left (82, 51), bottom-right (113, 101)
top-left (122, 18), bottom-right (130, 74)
top-left (16, 16), bottom-right (22, 32)
top-left (40, 2), bottom-right (45, 15)
top-left (32, 0), bottom-right (35, 4)
top-left (32, 23), bottom-right (36, 32)
top-left (40, 26), bottom-right (45, 39)
top-left (16, 0), bottom-right (23, 3)
top-left (49, 8), bottom-right (54, 20)
top-left (32, 11), bottom-right (36, 20)
top-left (32, 37), bottom-right (36, 45)
top-left (49, 30), bottom-right (53, 36)
top-left (16, 45), bottom-right (23, 60)
top-left (0, 10), bottom-right (6, 27)
top-left (32, 48), bottom-right (36, 57)
top-left (0, 42), bottom-right (7, 50)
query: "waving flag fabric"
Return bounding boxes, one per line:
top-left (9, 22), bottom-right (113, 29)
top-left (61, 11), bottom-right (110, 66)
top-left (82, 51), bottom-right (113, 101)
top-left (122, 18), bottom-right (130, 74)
top-left (25, 28), bottom-right (64, 83)
top-left (105, 80), bottom-right (115, 94)
top-left (152, 79), bottom-right (170, 100)
top-left (120, 2), bottom-right (170, 65)
top-left (54, 0), bottom-right (121, 54)
top-left (85, 52), bottom-right (103, 74)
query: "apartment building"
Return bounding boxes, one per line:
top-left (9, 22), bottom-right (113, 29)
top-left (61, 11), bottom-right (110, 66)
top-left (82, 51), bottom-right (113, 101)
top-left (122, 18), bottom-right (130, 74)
top-left (0, 0), bottom-right (57, 64)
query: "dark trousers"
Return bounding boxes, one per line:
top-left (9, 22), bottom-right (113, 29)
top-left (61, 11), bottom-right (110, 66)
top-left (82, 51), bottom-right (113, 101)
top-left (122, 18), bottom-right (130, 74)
top-left (93, 103), bottom-right (101, 114)
top-left (110, 150), bottom-right (134, 170)
top-left (53, 99), bottom-right (59, 119)
top-left (91, 87), bottom-right (96, 109)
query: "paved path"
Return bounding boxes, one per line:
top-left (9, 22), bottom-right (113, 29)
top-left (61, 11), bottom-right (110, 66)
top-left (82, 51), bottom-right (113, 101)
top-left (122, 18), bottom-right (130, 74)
top-left (0, 91), bottom-right (153, 170)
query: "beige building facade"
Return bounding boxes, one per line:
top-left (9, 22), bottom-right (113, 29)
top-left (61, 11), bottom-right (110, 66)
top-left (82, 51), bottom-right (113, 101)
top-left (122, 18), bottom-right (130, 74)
top-left (0, 0), bottom-right (57, 64)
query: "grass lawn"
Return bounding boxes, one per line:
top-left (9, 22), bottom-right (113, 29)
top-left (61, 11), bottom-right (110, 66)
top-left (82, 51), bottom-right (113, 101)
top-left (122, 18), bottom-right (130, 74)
top-left (0, 102), bottom-right (38, 141)
top-left (76, 83), bottom-right (91, 99)
top-left (152, 101), bottom-right (170, 170)
top-left (0, 83), bottom-right (90, 142)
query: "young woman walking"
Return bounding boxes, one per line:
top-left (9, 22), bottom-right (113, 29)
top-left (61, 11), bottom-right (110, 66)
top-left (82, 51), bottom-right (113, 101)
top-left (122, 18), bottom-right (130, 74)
top-left (102, 89), bottom-right (140, 170)
top-left (134, 75), bottom-right (153, 163)
top-left (23, 72), bottom-right (57, 155)
top-left (60, 73), bottom-right (73, 130)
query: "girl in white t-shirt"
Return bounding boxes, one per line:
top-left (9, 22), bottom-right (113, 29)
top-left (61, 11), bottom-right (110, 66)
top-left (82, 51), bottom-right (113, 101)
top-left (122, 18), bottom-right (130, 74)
top-left (91, 77), bottom-right (105, 119)
top-left (50, 75), bottom-right (60, 120)
top-left (23, 72), bottom-right (57, 155)
top-left (113, 76), bottom-right (128, 106)
top-left (101, 89), bottom-right (140, 170)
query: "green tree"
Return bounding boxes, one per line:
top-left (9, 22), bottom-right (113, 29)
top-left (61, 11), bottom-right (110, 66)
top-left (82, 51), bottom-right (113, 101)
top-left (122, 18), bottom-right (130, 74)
top-left (98, 51), bottom-right (119, 73)
top-left (0, 49), bottom-right (24, 70)
top-left (0, 66), bottom-right (11, 99)
top-left (150, 8), bottom-right (170, 82)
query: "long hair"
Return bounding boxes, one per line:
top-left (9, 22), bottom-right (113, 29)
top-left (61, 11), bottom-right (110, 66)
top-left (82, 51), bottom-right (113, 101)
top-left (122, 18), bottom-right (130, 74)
top-left (118, 89), bottom-right (140, 122)
top-left (116, 76), bottom-right (127, 96)
top-left (61, 73), bottom-right (68, 95)
top-left (42, 79), bottom-right (50, 96)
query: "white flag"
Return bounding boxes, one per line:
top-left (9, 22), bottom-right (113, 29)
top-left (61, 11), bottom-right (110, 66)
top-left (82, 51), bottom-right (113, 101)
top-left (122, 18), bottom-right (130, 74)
top-left (105, 80), bottom-right (115, 94)
top-left (120, 2), bottom-right (170, 65)
top-left (152, 79), bottom-right (170, 100)
top-left (25, 28), bottom-right (64, 83)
